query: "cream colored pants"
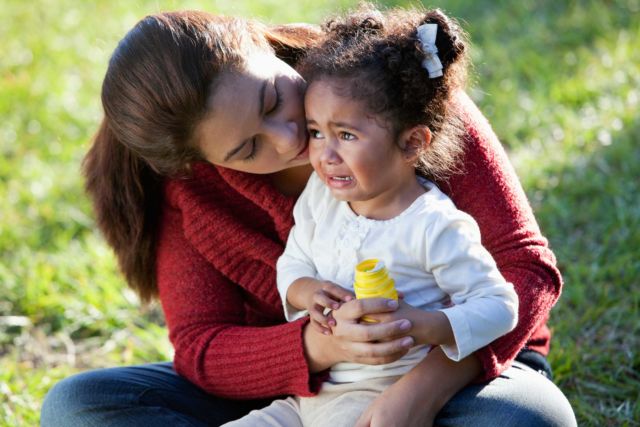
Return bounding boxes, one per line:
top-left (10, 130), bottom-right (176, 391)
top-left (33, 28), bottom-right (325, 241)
top-left (222, 375), bottom-right (400, 427)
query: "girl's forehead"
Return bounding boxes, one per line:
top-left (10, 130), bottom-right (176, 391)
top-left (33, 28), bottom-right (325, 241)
top-left (307, 76), bottom-right (352, 93)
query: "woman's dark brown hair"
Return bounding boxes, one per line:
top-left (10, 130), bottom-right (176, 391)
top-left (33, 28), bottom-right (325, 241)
top-left (83, 11), bottom-right (321, 302)
top-left (300, 3), bottom-right (469, 181)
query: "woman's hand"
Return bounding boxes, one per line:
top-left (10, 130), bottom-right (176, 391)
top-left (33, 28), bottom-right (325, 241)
top-left (303, 298), bottom-right (414, 372)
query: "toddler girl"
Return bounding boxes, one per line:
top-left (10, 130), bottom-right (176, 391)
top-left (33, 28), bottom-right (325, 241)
top-left (224, 5), bottom-right (518, 426)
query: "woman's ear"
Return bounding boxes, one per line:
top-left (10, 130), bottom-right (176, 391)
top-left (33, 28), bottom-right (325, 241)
top-left (399, 126), bottom-right (431, 163)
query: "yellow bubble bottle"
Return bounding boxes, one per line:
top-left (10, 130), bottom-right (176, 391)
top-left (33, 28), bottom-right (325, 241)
top-left (353, 259), bottom-right (398, 323)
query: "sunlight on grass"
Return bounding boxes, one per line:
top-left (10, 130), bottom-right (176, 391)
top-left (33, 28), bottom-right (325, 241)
top-left (1, 0), bottom-right (638, 424)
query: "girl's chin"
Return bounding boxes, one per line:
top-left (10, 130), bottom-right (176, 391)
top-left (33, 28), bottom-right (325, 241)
top-left (328, 187), bottom-right (360, 202)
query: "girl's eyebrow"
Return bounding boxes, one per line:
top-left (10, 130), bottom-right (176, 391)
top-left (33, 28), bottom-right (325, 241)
top-left (306, 118), bottom-right (364, 132)
top-left (223, 81), bottom-right (267, 162)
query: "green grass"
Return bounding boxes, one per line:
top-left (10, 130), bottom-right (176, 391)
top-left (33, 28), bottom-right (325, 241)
top-left (1, 0), bottom-right (638, 425)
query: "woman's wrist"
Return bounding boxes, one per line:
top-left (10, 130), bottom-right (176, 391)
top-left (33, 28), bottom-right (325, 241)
top-left (302, 322), bottom-right (338, 372)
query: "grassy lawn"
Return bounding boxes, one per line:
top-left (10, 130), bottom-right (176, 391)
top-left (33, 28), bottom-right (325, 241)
top-left (1, 0), bottom-right (638, 425)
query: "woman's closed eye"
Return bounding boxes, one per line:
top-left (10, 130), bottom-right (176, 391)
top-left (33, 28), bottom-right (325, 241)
top-left (242, 83), bottom-right (280, 162)
top-left (243, 137), bottom-right (259, 161)
top-left (266, 82), bottom-right (282, 115)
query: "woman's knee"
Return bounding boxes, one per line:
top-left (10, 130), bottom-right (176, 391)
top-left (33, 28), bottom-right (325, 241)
top-left (41, 371), bottom-right (101, 427)
top-left (503, 362), bottom-right (575, 426)
top-left (515, 373), bottom-right (576, 427)
top-left (438, 362), bottom-right (576, 426)
top-left (40, 366), bottom-right (152, 426)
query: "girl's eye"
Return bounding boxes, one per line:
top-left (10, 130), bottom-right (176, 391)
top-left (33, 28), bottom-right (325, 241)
top-left (267, 83), bottom-right (282, 115)
top-left (309, 129), bottom-right (324, 139)
top-left (243, 137), bottom-right (259, 161)
top-left (340, 131), bottom-right (356, 141)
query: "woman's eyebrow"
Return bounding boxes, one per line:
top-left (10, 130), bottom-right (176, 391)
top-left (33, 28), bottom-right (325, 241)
top-left (223, 81), bottom-right (267, 162)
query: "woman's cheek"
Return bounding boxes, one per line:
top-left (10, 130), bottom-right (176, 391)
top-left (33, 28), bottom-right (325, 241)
top-left (308, 143), bottom-right (322, 171)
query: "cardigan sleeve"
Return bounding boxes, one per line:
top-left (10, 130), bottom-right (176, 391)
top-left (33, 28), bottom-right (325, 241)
top-left (156, 203), bottom-right (323, 399)
top-left (439, 91), bottom-right (563, 381)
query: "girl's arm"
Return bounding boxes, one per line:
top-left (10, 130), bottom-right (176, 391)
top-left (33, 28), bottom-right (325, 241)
top-left (356, 347), bottom-right (481, 427)
top-left (436, 91), bottom-right (563, 380)
top-left (369, 204), bottom-right (519, 361)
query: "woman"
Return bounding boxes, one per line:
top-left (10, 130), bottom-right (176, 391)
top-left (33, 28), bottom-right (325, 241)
top-left (41, 9), bottom-right (575, 426)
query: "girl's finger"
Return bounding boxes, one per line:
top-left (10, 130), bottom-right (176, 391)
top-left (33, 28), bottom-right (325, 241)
top-left (313, 292), bottom-right (341, 310)
top-left (326, 311), bottom-right (337, 327)
top-left (309, 306), bottom-right (330, 326)
top-left (310, 320), bottom-right (327, 334)
top-left (322, 282), bottom-right (355, 301)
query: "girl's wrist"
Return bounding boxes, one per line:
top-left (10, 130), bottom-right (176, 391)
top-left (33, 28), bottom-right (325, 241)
top-left (288, 277), bottom-right (322, 311)
top-left (411, 309), bottom-right (454, 346)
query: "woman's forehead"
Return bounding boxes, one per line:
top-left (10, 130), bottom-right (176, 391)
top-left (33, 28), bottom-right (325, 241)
top-left (199, 73), bottom-right (261, 159)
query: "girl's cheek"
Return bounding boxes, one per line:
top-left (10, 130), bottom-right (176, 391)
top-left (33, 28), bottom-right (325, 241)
top-left (308, 145), bottom-right (320, 165)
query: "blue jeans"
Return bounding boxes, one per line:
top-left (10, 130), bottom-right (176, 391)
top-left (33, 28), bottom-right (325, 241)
top-left (41, 360), bottom-right (576, 426)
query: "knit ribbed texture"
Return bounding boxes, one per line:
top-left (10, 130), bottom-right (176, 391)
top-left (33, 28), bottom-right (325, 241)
top-left (438, 91), bottom-right (563, 381)
top-left (156, 90), bottom-right (562, 397)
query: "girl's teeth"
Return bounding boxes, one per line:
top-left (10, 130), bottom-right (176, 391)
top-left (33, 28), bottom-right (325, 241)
top-left (333, 176), bottom-right (353, 181)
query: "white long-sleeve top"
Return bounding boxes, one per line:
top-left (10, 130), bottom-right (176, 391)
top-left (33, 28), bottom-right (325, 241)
top-left (277, 172), bottom-right (518, 383)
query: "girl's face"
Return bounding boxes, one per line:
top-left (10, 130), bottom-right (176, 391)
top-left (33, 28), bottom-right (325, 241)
top-left (196, 52), bottom-right (310, 174)
top-left (305, 79), bottom-right (417, 217)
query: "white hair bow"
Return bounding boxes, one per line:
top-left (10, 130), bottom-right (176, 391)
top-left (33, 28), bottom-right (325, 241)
top-left (416, 23), bottom-right (443, 78)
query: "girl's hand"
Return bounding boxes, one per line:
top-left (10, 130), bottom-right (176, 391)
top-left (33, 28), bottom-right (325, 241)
top-left (303, 298), bottom-right (415, 371)
top-left (287, 278), bottom-right (354, 335)
top-left (355, 379), bottom-right (435, 427)
top-left (306, 281), bottom-right (354, 334)
top-left (356, 347), bottom-right (483, 427)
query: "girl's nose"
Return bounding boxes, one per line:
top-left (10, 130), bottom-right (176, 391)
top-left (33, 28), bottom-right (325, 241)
top-left (319, 140), bottom-right (341, 165)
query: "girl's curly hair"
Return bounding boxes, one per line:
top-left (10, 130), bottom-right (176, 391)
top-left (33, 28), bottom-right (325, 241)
top-left (300, 3), bottom-right (469, 181)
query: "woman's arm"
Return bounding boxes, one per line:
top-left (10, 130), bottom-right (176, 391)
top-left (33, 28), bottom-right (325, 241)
top-left (157, 204), bottom-right (320, 399)
top-left (157, 199), bottom-right (415, 399)
top-left (437, 91), bottom-right (563, 380)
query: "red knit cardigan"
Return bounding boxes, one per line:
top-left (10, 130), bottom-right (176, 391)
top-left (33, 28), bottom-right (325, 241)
top-left (156, 92), bottom-right (562, 400)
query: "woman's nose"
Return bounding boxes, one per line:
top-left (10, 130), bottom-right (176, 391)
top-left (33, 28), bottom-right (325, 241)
top-left (269, 120), bottom-right (300, 154)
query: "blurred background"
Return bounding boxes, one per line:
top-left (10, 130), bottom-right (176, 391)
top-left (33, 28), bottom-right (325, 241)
top-left (0, 0), bottom-right (638, 424)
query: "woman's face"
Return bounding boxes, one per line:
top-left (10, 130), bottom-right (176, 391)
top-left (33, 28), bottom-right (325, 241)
top-left (196, 52), bottom-right (310, 174)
